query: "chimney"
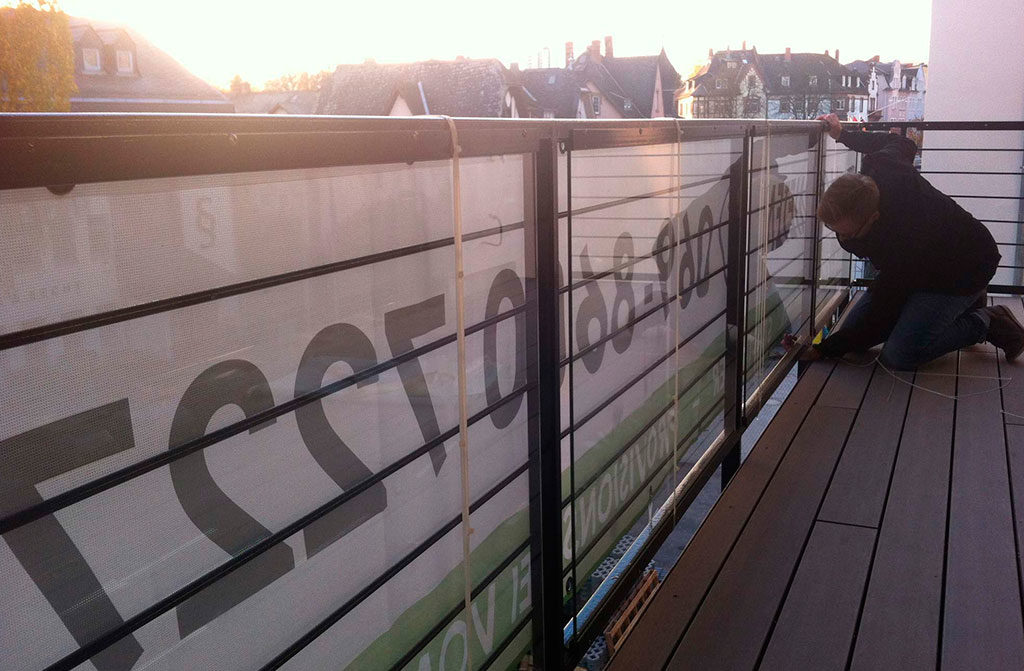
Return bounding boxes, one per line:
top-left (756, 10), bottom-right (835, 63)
top-left (824, 49), bottom-right (830, 58)
top-left (742, 40), bottom-right (746, 50)
top-left (708, 47), bottom-right (714, 59)
top-left (604, 35), bottom-right (614, 59)
top-left (835, 48), bottom-right (839, 62)
top-left (589, 40), bottom-right (602, 62)
top-left (565, 41), bottom-right (574, 66)
top-left (785, 47), bottom-right (791, 61)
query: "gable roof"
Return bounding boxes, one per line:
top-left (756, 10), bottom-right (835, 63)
top-left (682, 48), bottom-right (762, 98)
top-left (317, 58), bottom-right (510, 117)
top-left (570, 49), bottom-right (681, 118)
top-left (67, 17), bottom-right (230, 108)
top-left (233, 90), bottom-right (320, 114)
top-left (518, 68), bottom-right (581, 117)
top-left (758, 52), bottom-right (854, 96)
top-left (600, 51), bottom-right (681, 117)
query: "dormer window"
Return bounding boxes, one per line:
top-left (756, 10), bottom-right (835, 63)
top-left (809, 75), bottom-right (818, 87)
top-left (727, 61), bottom-right (737, 69)
top-left (82, 47), bottom-right (101, 73)
top-left (857, 76), bottom-right (862, 87)
top-left (592, 94), bottom-right (601, 116)
top-left (116, 49), bottom-right (133, 74)
top-left (715, 79), bottom-right (725, 89)
top-left (781, 75), bottom-right (790, 87)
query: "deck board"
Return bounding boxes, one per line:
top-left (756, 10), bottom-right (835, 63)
top-left (758, 521), bottom-right (875, 671)
top-left (817, 358), bottom-right (875, 410)
top-left (993, 296), bottom-right (1024, 426)
top-left (665, 402), bottom-right (865, 670)
top-left (607, 299), bottom-right (1024, 671)
top-left (943, 346), bottom-right (1024, 669)
top-left (849, 352), bottom-right (955, 671)
top-left (1004, 423), bottom-right (1024, 606)
top-left (818, 362), bottom-right (912, 528)
top-left (606, 362), bottom-right (836, 670)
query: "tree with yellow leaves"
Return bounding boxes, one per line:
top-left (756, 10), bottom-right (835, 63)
top-left (0, 0), bottom-right (76, 111)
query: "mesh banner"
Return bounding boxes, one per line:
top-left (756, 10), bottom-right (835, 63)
top-left (560, 138), bottom-right (733, 625)
top-left (1, 154), bottom-right (532, 671)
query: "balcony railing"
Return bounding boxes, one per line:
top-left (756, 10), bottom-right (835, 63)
top-left (0, 115), bottom-right (1021, 671)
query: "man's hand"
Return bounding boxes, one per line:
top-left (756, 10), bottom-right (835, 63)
top-left (782, 333), bottom-right (823, 361)
top-left (816, 113), bottom-right (842, 140)
top-left (799, 346), bottom-right (822, 362)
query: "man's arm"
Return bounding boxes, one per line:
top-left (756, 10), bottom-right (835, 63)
top-left (814, 275), bottom-right (907, 358)
top-left (818, 113), bottom-right (917, 165)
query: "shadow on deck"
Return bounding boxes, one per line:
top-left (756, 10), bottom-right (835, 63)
top-left (609, 296), bottom-right (1024, 670)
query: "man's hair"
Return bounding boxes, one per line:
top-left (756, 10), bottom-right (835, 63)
top-left (817, 173), bottom-right (880, 226)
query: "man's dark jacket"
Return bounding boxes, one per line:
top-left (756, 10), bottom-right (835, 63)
top-left (815, 129), bottom-right (1000, 357)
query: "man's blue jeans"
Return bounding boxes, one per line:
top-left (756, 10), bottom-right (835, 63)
top-left (840, 289), bottom-right (989, 370)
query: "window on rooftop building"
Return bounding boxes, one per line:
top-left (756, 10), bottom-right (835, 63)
top-left (809, 75), bottom-right (818, 87)
top-left (592, 94), bottom-right (601, 115)
top-left (716, 79), bottom-right (725, 89)
top-left (727, 61), bottom-right (737, 69)
top-left (781, 75), bottom-right (790, 87)
top-left (116, 50), bottom-right (133, 74)
top-left (82, 47), bottom-right (101, 73)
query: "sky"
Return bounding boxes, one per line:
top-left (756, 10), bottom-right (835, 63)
top-left (58, 0), bottom-right (933, 90)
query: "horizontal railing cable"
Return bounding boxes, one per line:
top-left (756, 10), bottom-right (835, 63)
top-left (39, 384), bottom-right (533, 671)
top-left (255, 461), bottom-right (532, 670)
top-left (46, 440), bottom-right (536, 671)
top-left (480, 609), bottom-right (533, 670)
top-left (559, 220), bottom-right (730, 294)
top-left (0, 303), bottom-right (527, 534)
top-left (559, 309), bottom-right (726, 440)
top-left (559, 264), bottom-right (728, 368)
top-left (0, 220), bottom-right (522, 352)
top-left (562, 398), bottom-right (726, 578)
top-left (562, 354), bottom-right (726, 507)
top-left (387, 538), bottom-right (532, 671)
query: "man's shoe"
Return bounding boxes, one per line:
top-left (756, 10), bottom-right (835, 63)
top-left (985, 305), bottom-right (1024, 361)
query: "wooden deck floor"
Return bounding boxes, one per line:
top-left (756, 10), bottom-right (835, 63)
top-left (609, 296), bottom-right (1024, 671)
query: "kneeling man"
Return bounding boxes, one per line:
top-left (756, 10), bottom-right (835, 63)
top-left (806, 114), bottom-right (1023, 368)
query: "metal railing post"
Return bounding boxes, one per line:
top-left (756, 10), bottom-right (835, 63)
top-left (809, 127), bottom-right (825, 339)
top-left (526, 135), bottom-right (565, 670)
top-left (1015, 153), bottom-right (1024, 287)
top-left (722, 129), bottom-right (752, 488)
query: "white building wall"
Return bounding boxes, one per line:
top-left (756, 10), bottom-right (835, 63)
top-left (584, 82), bottom-right (624, 119)
top-left (927, 0), bottom-right (1024, 283)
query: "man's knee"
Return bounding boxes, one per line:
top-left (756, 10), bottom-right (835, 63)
top-left (879, 341), bottom-right (928, 370)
